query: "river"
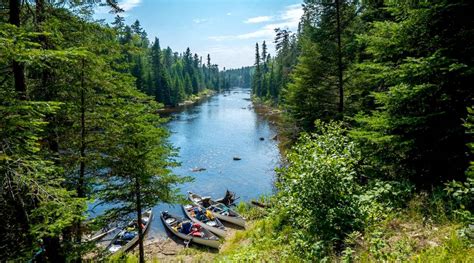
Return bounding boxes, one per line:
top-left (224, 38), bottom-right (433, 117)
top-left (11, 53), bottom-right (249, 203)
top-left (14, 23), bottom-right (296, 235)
top-left (93, 87), bottom-right (281, 239)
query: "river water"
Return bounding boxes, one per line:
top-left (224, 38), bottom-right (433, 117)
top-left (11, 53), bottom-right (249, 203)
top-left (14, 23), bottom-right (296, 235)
top-left (94, 88), bottom-right (281, 239)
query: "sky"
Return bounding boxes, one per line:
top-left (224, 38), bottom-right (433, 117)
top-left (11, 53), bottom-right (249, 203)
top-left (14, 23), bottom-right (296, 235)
top-left (95, 0), bottom-right (303, 69)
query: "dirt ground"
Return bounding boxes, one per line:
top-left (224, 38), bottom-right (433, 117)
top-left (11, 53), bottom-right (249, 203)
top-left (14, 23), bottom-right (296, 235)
top-left (128, 225), bottom-right (241, 262)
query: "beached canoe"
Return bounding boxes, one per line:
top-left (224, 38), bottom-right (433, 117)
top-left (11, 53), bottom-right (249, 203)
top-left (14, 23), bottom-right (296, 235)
top-left (160, 211), bottom-right (220, 249)
top-left (105, 209), bottom-right (153, 255)
top-left (188, 191), bottom-right (246, 227)
top-left (182, 204), bottom-right (227, 237)
top-left (84, 227), bottom-right (117, 242)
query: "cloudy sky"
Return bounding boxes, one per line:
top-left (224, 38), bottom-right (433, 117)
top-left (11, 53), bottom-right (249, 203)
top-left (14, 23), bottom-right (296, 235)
top-left (95, 0), bottom-right (303, 69)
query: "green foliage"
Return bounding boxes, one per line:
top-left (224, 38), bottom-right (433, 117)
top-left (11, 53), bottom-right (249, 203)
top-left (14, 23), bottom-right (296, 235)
top-left (97, 94), bottom-right (191, 219)
top-left (237, 1), bottom-right (473, 262)
top-left (235, 200), bottom-right (268, 220)
top-left (223, 66), bottom-right (253, 89)
top-left (413, 231), bottom-right (474, 262)
top-left (1, 2), bottom-right (194, 261)
top-left (251, 29), bottom-right (298, 104)
top-left (337, 191), bottom-right (474, 262)
top-left (350, 1), bottom-right (473, 187)
top-left (286, 38), bottom-right (338, 128)
top-left (276, 121), bottom-right (364, 257)
top-left (0, 100), bottom-right (84, 259)
top-left (217, 215), bottom-right (301, 262)
top-left (112, 17), bottom-right (225, 107)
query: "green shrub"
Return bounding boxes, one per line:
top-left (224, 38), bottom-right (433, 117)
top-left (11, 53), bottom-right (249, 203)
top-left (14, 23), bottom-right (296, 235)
top-left (276, 120), bottom-right (364, 258)
top-left (413, 231), bottom-right (474, 262)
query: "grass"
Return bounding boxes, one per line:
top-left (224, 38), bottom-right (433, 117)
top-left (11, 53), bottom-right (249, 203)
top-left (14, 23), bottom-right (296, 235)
top-left (217, 194), bottom-right (474, 262)
top-left (412, 231), bottom-right (474, 262)
top-left (106, 195), bottom-right (473, 262)
top-left (346, 194), bottom-right (474, 262)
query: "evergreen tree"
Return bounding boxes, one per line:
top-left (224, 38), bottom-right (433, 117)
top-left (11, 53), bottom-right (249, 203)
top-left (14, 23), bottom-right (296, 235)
top-left (98, 95), bottom-right (189, 263)
top-left (351, 0), bottom-right (473, 187)
top-left (150, 37), bottom-right (165, 102)
top-left (252, 43), bottom-right (261, 97)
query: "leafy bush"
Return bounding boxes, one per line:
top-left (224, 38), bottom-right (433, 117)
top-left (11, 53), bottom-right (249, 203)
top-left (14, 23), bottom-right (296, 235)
top-left (445, 178), bottom-right (474, 224)
top-left (276, 121), bottom-right (364, 258)
top-left (445, 106), bottom-right (474, 225)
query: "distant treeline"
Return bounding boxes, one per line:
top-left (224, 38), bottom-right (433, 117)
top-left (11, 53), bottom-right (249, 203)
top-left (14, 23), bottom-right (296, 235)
top-left (112, 16), bottom-right (228, 106)
top-left (222, 66), bottom-right (253, 89)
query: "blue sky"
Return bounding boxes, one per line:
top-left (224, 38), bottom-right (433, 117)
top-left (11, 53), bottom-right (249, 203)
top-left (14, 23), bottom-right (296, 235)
top-left (95, 0), bottom-right (303, 69)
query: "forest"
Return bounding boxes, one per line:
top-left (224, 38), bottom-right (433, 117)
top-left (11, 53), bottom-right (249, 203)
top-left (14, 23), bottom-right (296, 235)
top-left (0, 0), bottom-right (232, 261)
top-left (231, 0), bottom-right (473, 261)
top-left (108, 16), bottom-right (229, 107)
top-left (1, 0), bottom-right (473, 262)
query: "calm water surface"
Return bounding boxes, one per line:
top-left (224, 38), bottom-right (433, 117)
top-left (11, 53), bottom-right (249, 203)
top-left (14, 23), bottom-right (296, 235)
top-left (97, 88), bottom-right (281, 239)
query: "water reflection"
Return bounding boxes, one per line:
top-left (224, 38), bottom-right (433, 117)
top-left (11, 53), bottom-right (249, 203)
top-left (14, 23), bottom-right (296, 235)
top-left (94, 88), bottom-right (281, 239)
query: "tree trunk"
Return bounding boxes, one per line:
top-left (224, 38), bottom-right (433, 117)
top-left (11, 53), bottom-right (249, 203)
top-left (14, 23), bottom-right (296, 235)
top-left (43, 236), bottom-right (65, 262)
top-left (35, 0), bottom-right (45, 25)
top-left (8, 0), bottom-right (31, 255)
top-left (35, 0), bottom-right (54, 101)
top-left (135, 176), bottom-right (145, 263)
top-left (72, 59), bottom-right (87, 262)
top-left (335, 0), bottom-right (344, 113)
top-left (9, 0), bottom-right (26, 99)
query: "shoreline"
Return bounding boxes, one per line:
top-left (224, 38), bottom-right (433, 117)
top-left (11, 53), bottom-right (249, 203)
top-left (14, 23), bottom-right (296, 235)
top-left (116, 91), bottom-right (284, 262)
top-left (157, 89), bottom-right (216, 114)
top-left (251, 98), bottom-right (296, 155)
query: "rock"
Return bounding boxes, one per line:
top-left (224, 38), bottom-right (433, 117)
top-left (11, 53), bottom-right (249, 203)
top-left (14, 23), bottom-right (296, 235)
top-left (427, 241), bottom-right (439, 247)
top-left (272, 135), bottom-right (278, 140)
top-left (191, 167), bottom-right (206, 172)
top-left (259, 137), bottom-right (265, 141)
top-left (233, 156), bottom-right (241, 161)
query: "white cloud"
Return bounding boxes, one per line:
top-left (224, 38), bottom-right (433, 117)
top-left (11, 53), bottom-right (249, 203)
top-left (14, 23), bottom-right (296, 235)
top-left (226, 12), bottom-right (232, 16)
top-left (193, 18), bottom-right (208, 24)
top-left (119, 0), bottom-right (142, 11)
top-left (209, 4), bottom-right (303, 42)
top-left (209, 28), bottom-right (273, 41)
top-left (281, 4), bottom-right (303, 24)
top-left (244, 16), bottom-right (273, 24)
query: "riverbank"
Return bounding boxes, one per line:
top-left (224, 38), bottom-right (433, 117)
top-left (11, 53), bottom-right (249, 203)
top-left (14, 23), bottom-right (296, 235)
top-left (157, 89), bottom-right (216, 114)
top-left (103, 88), bottom-right (281, 261)
top-left (179, 89), bottom-right (215, 107)
top-left (117, 204), bottom-right (267, 262)
top-left (251, 97), bottom-right (297, 155)
top-left (110, 196), bottom-right (473, 262)
top-left (131, 93), bottom-right (473, 262)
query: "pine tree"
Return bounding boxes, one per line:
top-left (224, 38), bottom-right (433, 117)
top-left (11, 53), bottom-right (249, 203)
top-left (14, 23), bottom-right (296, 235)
top-left (98, 95), bottom-right (189, 263)
top-left (151, 37), bottom-right (164, 102)
top-left (351, 0), bottom-right (474, 187)
top-left (252, 43), bottom-right (261, 97)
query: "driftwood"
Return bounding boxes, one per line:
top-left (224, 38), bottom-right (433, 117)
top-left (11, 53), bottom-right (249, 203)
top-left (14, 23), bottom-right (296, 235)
top-left (251, 200), bottom-right (272, 208)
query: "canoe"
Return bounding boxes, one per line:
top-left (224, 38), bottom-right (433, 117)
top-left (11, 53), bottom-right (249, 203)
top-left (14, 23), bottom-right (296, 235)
top-left (105, 209), bottom-right (153, 255)
top-left (182, 204), bottom-right (227, 237)
top-left (187, 191), bottom-right (246, 227)
top-left (84, 227), bottom-right (117, 242)
top-left (160, 211), bottom-right (220, 249)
